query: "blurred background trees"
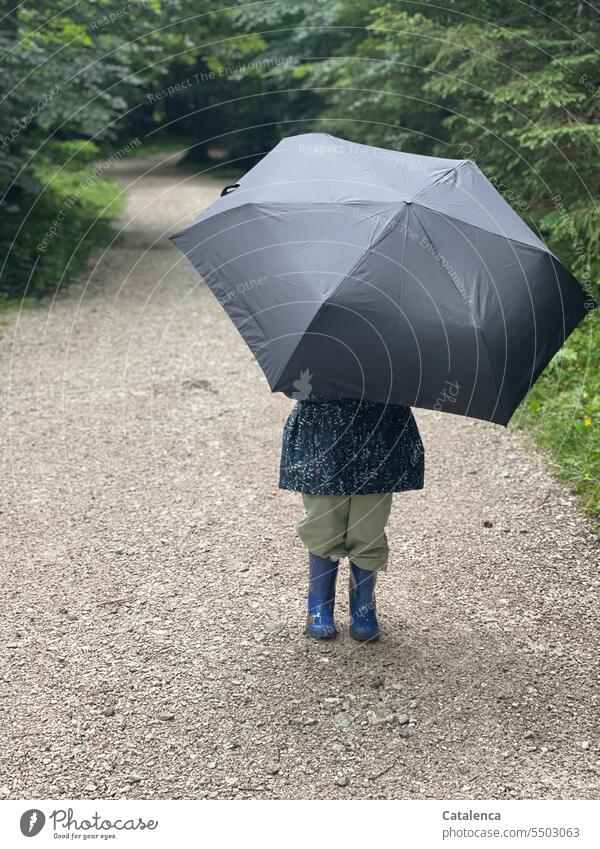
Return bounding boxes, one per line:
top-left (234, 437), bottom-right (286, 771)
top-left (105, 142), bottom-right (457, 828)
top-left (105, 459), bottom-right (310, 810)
top-left (3, 0), bottom-right (598, 301)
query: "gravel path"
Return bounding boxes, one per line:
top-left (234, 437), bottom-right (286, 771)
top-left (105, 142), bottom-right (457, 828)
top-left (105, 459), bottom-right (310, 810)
top-left (1, 152), bottom-right (599, 801)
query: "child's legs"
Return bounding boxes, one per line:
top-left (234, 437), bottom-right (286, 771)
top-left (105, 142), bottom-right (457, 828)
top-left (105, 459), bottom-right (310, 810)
top-left (345, 493), bottom-right (393, 572)
top-left (297, 494), bottom-right (350, 561)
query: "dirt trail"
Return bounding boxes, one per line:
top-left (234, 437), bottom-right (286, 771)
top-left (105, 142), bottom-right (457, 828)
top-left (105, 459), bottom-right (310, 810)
top-left (1, 153), bottom-right (598, 800)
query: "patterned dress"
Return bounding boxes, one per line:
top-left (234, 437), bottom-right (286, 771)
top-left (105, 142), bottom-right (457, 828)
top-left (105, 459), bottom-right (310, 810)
top-left (279, 395), bottom-right (425, 496)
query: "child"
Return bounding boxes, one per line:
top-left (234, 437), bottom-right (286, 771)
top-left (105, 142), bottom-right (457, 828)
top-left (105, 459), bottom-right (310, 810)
top-left (280, 392), bottom-right (424, 642)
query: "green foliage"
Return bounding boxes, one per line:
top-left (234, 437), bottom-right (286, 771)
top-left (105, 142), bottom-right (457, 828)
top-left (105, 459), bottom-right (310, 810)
top-left (519, 311), bottom-right (599, 515)
top-left (0, 0), bottom-right (242, 299)
top-left (2, 142), bottom-right (124, 299)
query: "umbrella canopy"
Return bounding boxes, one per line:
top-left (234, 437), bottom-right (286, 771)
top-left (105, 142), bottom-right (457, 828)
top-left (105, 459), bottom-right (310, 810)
top-left (170, 133), bottom-right (594, 425)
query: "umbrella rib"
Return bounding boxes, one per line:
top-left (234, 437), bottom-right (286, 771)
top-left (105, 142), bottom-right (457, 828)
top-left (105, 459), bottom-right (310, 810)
top-left (411, 197), bottom-right (548, 254)
top-left (410, 205), bottom-right (507, 424)
top-left (324, 133), bottom-right (405, 199)
top-left (321, 205), bottom-right (409, 304)
top-left (410, 161), bottom-right (469, 203)
top-left (272, 205), bottom-right (408, 392)
top-left (281, 202), bottom-right (401, 259)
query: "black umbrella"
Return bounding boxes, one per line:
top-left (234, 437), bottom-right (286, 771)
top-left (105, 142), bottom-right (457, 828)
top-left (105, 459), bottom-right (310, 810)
top-left (170, 133), bottom-right (594, 424)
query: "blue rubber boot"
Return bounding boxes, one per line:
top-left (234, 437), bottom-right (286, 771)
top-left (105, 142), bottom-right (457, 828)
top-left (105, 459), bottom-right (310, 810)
top-left (305, 553), bottom-right (339, 640)
top-left (349, 562), bottom-right (380, 642)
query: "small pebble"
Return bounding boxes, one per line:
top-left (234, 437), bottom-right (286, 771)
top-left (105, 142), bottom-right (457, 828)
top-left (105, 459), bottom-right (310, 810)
top-left (332, 713), bottom-right (353, 729)
top-left (367, 707), bottom-right (395, 725)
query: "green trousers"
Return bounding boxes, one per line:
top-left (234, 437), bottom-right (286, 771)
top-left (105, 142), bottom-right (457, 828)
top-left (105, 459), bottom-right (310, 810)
top-left (296, 493), bottom-right (393, 572)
